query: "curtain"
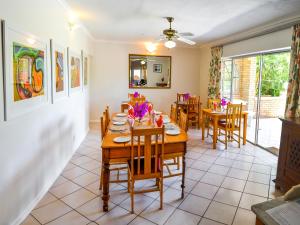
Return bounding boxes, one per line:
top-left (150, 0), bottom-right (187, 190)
top-left (207, 46), bottom-right (223, 100)
top-left (285, 24), bottom-right (300, 118)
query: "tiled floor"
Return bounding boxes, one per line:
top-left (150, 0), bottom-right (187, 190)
top-left (21, 128), bottom-right (281, 225)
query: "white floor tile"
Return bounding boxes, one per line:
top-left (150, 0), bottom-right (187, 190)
top-left (244, 181), bottom-right (269, 197)
top-left (191, 182), bottom-right (219, 199)
top-left (200, 172), bottom-right (225, 186)
top-left (204, 201), bottom-right (237, 225)
top-left (221, 177), bottom-right (246, 192)
top-left (96, 206), bottom-right (136, 225)
top-left (232, 208), bottom-right (256, 225)
top-left (213, 188), bottom-right (242, 206)
top-left (178, 194), bottom-right (210, 216)
top-left (165, 209), bottom-right (201, 225)
top-left (239, 193), bottom-right (267, 210)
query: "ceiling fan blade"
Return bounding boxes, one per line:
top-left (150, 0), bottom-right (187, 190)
top-left (177, 36), bottom-right (196, 45)
top-left (178, 32), bottom-right (194, 37)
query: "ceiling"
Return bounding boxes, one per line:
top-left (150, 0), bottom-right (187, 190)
top-left (65, 0), bottom-right (300, 46)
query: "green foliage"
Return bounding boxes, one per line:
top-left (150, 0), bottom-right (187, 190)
top-left (256, 53), bottom-right (290, 97)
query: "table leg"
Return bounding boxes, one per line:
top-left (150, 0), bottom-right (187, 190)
top-left (202, 112), bottom-right (205, 141)
top-left (213, 117), bottom-right (218, 149)
top-left (102, 161), bottom-right (110, 211)
top-left (243, 114), bottom-right (248, 145)
top-left (181, 144), bottom-right (186, 198)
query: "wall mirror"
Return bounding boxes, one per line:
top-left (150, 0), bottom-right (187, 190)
top-left (129, 54), bottom-right (171, 89)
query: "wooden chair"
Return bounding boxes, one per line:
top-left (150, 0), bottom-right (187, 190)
top-left (128, 126), bottom-right (165, 213)
top-left (170, 104), bottom-right (176, 121)
top-left (178, 109), bottom-right (188, 132)
top-left (163, 109), bottom-right (187, 178)
top-left (206, 98), bottom-right (222, 137)
top-left (99, 111), bottom-right (128, 190)
top-left (217, 103), bottom-right (242, 149)
top-left (176, 93), bottom-right (188, 120)
top-left (163, 104), bottom-right (180, 173)
top-left (105, 106), bottom-right (110, 129)
top-left (187, 96), bottom-right (201, 129)
top-left (121, 103), bottom-right (129, 113)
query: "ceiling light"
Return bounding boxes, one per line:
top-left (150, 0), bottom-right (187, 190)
top-left (140, 60), bottom-right (146, 65)
top-left (164, 40), bottom-right (176, 49)
top-left (145, 42), bottom-right (157, 53)
top-left (26, 38), bottom-right (36, 45)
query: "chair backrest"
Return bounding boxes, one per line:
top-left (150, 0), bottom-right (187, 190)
top-left (121, 103), bottom-right (129, 113)
top-left (130, 97), bottom-right (146, 106)
top-left (177, 93), bottom-right (186, 103)
top-left (130, 127), bottom-right (165, 176)
top-left (187, 96), bottom-right (200, 114)
top-left (105, 106), bottom-right (110, 128)
top-left (225, 103), bottom-right (242, 131)
top-left (208, 98), bottom-right (221, 110)
top-left (100, 112), bottom-right (107, 140)
top-left (170, 104), bottom-right (176, 121)
top-left (178, 109), bottom-right (188, 132)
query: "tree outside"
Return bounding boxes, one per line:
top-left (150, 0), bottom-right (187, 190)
top-left (256, 52), bottom-right (290, 97)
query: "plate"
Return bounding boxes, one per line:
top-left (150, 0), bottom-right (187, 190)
top-left (112, 117), bottom-right (127, 122)
top-left (113, 121), bottom-right (126, 126)
top-left (116, 113), bottom-right (127, 117)
top-left (113, 136), bottom-right (131, 143)
top-left (166, 130), bottom-right (180, 136)
top-left (110, 126), bottom-right (126, 131)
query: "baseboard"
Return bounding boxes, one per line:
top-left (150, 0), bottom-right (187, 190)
top-left (12, 129), bottom-right (89, 225)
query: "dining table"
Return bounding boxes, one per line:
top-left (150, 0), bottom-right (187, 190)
top-left (101, 112), bottom-right (188, 211)
top-left (201, 108), bottom-right (248, 149)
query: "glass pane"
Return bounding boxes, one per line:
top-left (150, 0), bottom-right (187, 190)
top-left (221, 59), bottom-right (232, 99)
top-left (257, 52), bottom-right (290, 153)
top-left (232, 56), bottom-right (259, 143)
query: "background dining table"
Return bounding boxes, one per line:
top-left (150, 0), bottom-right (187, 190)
top-left (201, 108), bottom-right (248, 149)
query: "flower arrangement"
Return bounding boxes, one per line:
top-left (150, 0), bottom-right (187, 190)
top-left (183, 93), bottom-right (190, 101)
top-left (221, 98), bottom-right (228, 107)
top-left (133, 91), bottom-right (139, 98)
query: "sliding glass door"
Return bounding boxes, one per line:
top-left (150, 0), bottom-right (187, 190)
top-left (221, 51), bottom-right (290, 153)
top-left (256, 52), bottom-right (290, 152)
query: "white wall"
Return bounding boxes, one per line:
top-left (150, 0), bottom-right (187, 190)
top-left (90, 42), bottom-right (201, 121)
top-left (0, 0), bottom-right (94, 224)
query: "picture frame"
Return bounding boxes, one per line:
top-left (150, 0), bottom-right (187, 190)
top-left (81, 50), bottom-right (88, 88)
top-left (153, 64), bottom-right (162, 73)
top-left (2, 20), bottom-right (49, 120)
top-left (50, 39), bottom-right (68, 102)
top-left (0, 20), bottom-right (4, 122)
top-left (68, 48), bottom-right (82, 94)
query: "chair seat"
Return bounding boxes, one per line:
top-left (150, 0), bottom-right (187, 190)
top-left (218, 122), bottom-right (239, 129)
top-left (128, 158), bottom-right (161, 176)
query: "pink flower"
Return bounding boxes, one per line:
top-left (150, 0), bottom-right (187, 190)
top-left (133, 91), bottom-right (139, 98)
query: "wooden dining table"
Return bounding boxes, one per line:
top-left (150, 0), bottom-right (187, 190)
top-left (201, 108), bottom-right (248, 149)
top-left (101, 113), bottom-right (188, 211)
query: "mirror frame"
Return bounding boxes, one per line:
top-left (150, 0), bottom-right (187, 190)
top-left (128, 54), bottom-right (172, 89)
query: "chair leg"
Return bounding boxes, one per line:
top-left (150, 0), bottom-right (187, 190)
top-left (131, 180), bottom-right (134, 214)
top-left (176, 156), bottom-right (180, 170)
top-left (99, 163), bottom-right (103, 190)
top-left (225, 130), bottom-right (228, 150)
top-left (160, 177), bottom-right (163, 210)
top-left (238, 129), bottom-right (241, 148)
top-left (127, 170), bottom-right (130, 193)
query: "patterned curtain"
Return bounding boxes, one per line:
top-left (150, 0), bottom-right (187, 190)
top-left (285, 24), bottom-right (300, 118)
top-left (207, 46), bottom-right (223, 100)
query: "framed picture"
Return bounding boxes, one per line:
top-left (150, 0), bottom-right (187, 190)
top-left (0, 20), bottom-right (4, 122)
top-left (2, 21), bottom-right (49, 120)
top-left (50, 39), bottom-right (68, 102)
top-left (81, 50), bottom-right (88, 87)
top-left (68, 48), bottom-right (82, 94)
top-left (153, 64), bottom-right (162, 73)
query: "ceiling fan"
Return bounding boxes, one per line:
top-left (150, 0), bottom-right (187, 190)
top-left (159, 17), bottom-right (196, 48)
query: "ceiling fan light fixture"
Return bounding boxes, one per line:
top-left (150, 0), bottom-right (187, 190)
top-left (164, 40), bottom-right (176, 49)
